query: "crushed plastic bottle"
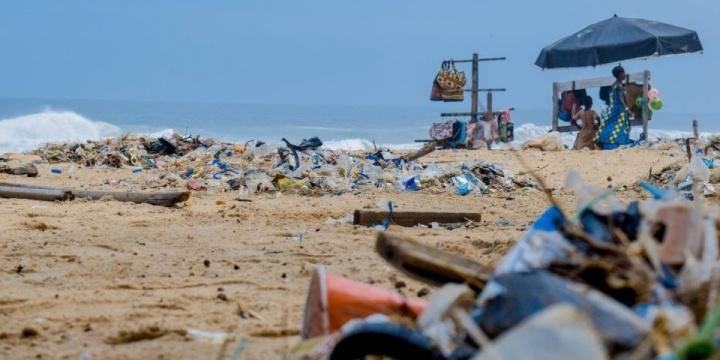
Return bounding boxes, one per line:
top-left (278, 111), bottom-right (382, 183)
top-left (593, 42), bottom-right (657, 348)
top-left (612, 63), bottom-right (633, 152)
top-left (402, 175), bottom-right (420, 191)
top-left (452, 176), bottom-right (473, 196)
top-left (689, 155), bottom-right (711, 183)
top-left (452, 169), bottom-right (487, 195)
top-left (186, 328), bottom-right (229, 344)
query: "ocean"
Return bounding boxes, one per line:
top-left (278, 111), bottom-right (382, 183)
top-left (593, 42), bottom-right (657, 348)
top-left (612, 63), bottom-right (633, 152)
top-left (0, 97), bottom-right (717, 153)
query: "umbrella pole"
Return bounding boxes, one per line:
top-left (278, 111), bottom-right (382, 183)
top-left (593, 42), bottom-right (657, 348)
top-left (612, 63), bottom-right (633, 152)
top-left (642, 70), bottom-right (650, 141)
top-left (552, 82), bottom-right (559, 132)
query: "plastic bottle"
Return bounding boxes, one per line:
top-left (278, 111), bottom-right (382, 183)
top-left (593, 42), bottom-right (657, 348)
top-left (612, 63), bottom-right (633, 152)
top-left (402, 175), bottom-right (420, 191)
top-left (452, 176), bottom-right (472, 196)
top-left (689, 155), bottom-right (711, 183)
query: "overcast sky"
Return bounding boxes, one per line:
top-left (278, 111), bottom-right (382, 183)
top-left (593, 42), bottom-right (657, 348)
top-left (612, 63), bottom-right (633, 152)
top-left (0, 0), bottom-right (715, 114)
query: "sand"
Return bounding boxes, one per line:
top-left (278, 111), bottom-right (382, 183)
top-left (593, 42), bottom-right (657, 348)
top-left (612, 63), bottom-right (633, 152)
top-left (0, 146), bottom-right (689, 359)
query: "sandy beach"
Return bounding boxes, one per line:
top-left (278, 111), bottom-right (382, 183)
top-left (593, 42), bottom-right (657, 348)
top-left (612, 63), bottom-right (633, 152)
top-left (0, 145), bottom-right (690, 360)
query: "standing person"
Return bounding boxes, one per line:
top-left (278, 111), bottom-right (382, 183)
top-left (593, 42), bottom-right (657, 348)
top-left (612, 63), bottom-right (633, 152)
top-left (573, 96), bottom-right (600, 150)
top-left (595, 65), bottom-right (631, 149)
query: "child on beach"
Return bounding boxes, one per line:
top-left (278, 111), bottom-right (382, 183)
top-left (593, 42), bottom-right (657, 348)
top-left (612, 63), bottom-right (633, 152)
top-left (572, 96), bottom-right (600, 150)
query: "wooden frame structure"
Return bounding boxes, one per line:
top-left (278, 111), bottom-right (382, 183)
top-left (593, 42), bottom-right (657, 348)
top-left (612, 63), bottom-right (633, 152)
top-left (551, 70), bottom-right (651, 140)
top-left (439, 53), bottom-right (508, 122)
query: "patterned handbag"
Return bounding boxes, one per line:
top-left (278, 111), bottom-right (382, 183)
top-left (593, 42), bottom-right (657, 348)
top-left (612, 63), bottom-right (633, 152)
top-left (430, 120), bottom-right (455, 140)
top-left (431, 61), bottom-right (466, 102)
top-left (430, 62), bottom-right (449, 101)
top-left (441, 61), bottom-right (465, 102)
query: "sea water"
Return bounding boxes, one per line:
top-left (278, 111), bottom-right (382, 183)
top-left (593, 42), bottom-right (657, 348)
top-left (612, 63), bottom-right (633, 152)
top-left (0, 97), bottom-right (717, 153)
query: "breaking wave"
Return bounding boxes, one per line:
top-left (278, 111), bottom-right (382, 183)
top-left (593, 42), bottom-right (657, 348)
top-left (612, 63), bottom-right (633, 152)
top-left (0, 109), bottom-right (710, 153)
top-left (0, 110), bottom-right (121, 153)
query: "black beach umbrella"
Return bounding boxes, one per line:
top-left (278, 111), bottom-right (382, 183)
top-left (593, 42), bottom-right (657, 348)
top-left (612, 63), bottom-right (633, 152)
top-left (535, 15), bottom-right (703, 69)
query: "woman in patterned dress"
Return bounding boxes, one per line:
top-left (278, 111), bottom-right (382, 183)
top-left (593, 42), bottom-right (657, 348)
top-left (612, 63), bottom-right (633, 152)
top-left (595, 65), bottom-right (632, 150)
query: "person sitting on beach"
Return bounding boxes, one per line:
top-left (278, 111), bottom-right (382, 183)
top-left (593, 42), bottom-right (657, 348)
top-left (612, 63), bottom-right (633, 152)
top-left (595, 65), bottom-right (632, 150)
top-left (466, 116), bottom-right (498, 149)
top-left (572, 96), bottom-right (600, 150)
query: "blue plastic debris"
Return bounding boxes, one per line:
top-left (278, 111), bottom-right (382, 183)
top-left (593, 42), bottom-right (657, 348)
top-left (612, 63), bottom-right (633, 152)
top-left (403, 176), bottom-right (420, 191)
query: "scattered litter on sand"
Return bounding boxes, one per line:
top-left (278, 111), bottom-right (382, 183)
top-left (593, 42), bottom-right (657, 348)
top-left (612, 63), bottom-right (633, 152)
top-left (290, 166), bottom-right (720, 359)
top-left (28, 133), bottom-right (536, 197)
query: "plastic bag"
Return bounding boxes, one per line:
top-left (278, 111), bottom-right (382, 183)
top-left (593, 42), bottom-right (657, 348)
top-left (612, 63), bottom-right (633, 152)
top-left (244, 170), bottom-right (275, 193)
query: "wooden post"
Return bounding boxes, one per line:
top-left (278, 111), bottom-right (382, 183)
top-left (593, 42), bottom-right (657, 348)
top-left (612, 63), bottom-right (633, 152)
top-left (693, 119), bottom-right (699, 139)
top-left (376, 232), bottom-right (490, 290)
top-left (471, 53), bottom-right (479, 123)
top-left (642, 70), bottom-right (650, 141)
top-left (486, 91), bottom-right (494, 150)
top-left (487, 91), bottom-right (493, 117)
top-left (552, 82), bottom-right (559, 132)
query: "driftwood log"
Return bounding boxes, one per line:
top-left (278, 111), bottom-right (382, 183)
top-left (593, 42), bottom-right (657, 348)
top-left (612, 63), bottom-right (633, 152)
top-left (0, 185), bottom-right (72, 202)
top-left (401, 141), bottom-right (437, 162)
top-left (376, 232), bottom-right (490, 290)
top-left (354, 209), bottom-right (481, 227)
top-left (0, 162), bottom-right (38, 177)
top-left (0, 182), bottom-right (189, 207)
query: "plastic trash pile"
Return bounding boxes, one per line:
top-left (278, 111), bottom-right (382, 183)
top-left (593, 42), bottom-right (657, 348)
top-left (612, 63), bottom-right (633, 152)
top-left (291, 169), bottom-right (720, 360)
top-left (32, 133), bottom-right (536, 196)
top-left (35, 133), bottom-right (215, 169)
top-left (649, 139), bottom-right (720, 199)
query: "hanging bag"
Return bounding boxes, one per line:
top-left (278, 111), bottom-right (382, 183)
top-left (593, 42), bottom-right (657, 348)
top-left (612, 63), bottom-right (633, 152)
top-left (430, 61), bottom-right (448, 101)
top-left (441, 61), bottom-right (464, 102)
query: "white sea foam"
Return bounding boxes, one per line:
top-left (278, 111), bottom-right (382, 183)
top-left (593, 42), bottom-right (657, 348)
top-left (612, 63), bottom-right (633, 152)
top-left (322, 138), bottom-right (419, 151)
top-left (145, 128), bottom-right (177, 139)
top-left (0, 109), bottom-right (713, 154)
top-left (0, 110), bottom-right (121, 153)
top-left (321, 138), bottom-right (374, 151)
top-left (510, 122), bottom-right (714, 149)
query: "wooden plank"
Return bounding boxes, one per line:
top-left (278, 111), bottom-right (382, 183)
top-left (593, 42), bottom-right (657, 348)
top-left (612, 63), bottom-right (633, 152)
top-left (552, 82), bottom-right (559, 132)
top-left (477, 57), bottom-right (506, 62)
top-left (450, 57), bottom-right (506, 63)
top-left (440, 109), bottom-right (514, 117)
top-left (73, 190), bottom-right (190, 207)
top-left (376, 232), bottom-right (490, 290)
top-left (555, 72), bottom-right (646, 92)
top-left (0, 186), bottom-right (72, 202)
top-left (463, 88), bottom-right (506, 93)
top-left (354, 209), bottom-right (481, 227)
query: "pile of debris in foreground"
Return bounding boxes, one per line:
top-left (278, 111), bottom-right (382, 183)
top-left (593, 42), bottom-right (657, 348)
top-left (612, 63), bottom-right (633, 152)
top-left (648, 134), bottom-right (720, 200)
top-left (288, 150), bottom-right (720, 359)
top-left (32, 133), bottom-right (536, 195)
